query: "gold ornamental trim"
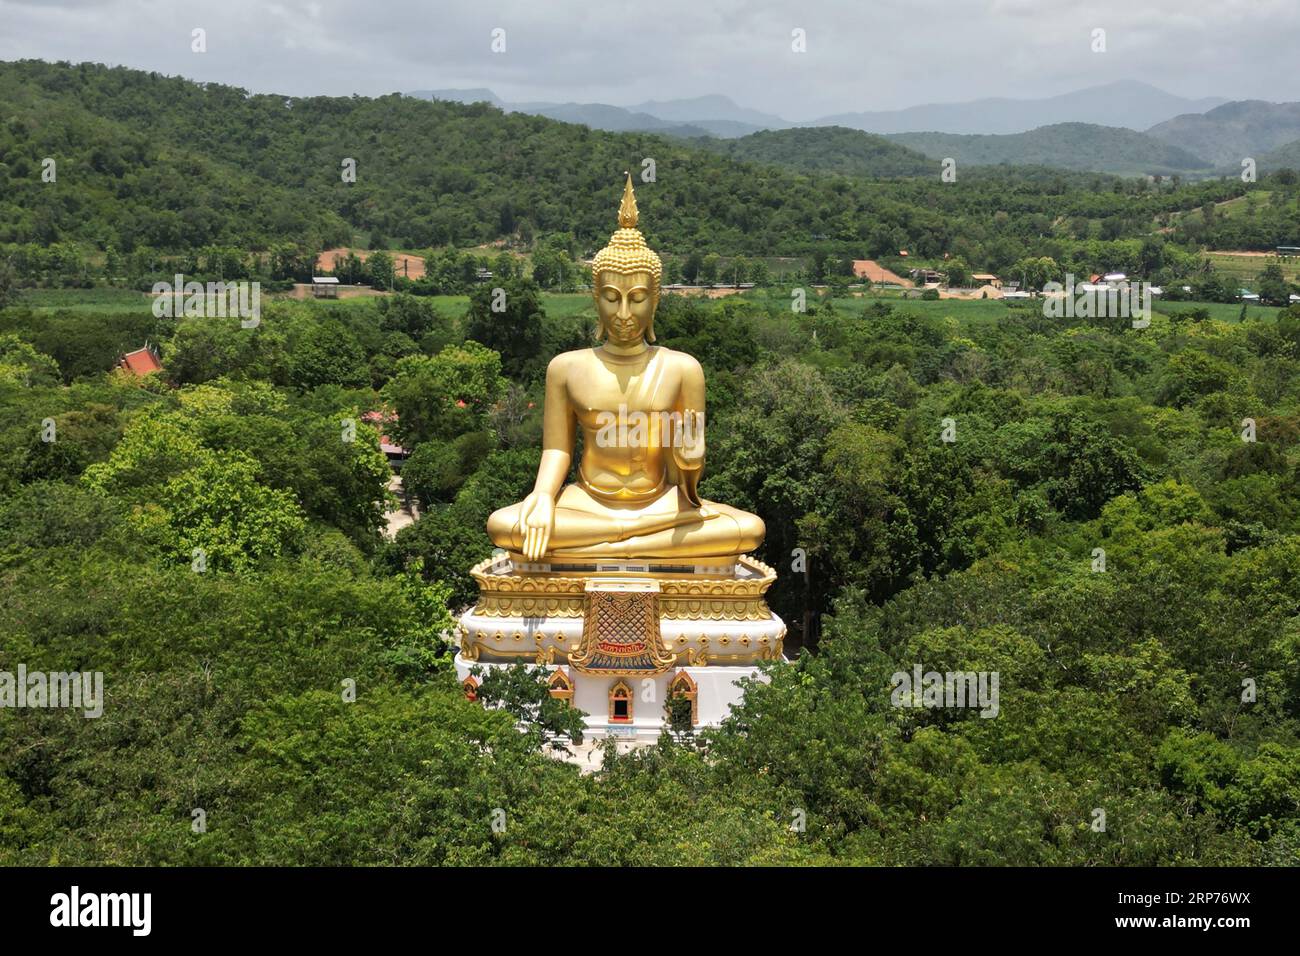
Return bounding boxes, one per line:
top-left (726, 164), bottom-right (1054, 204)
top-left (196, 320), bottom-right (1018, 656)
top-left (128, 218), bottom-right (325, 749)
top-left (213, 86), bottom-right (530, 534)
top-left (459, 634), bottom-right (785, 666)
top-left (469, 554), bottom-right (778, 621)
top-left (459, 639), bottom-right (784, 666)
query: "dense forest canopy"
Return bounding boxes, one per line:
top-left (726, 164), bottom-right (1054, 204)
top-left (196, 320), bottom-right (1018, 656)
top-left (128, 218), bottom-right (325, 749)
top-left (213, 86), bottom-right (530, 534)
top-left (2, 277), bottom-right (1299, 863)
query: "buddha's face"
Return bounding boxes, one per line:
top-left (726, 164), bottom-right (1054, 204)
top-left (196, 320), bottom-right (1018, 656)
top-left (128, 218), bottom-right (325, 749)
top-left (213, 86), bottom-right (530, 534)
top-left (596, 271), bottom-right (656, 346)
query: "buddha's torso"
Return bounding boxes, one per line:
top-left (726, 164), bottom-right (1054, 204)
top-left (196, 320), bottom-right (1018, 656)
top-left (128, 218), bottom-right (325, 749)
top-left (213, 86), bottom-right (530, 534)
top-left (566, 346), bottom-right (684, 503)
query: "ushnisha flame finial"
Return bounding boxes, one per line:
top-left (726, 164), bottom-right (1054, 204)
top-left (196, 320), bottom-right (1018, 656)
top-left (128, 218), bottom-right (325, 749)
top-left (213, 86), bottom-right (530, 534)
top-left (618, 171), bottom-right (638, 229)
top-left (591, 171), bottom-right (661, 285)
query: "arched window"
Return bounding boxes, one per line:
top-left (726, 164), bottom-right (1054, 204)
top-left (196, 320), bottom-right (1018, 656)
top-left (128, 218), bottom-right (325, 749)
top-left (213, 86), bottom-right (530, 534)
top-left (548, 668), bottom-right (574, 707)
top-left (668, 671), bottom-right (698, 726)
top-left (608, 679), bottom-right (633, 723)
top-left (461, 675), bottom-right (479, 702)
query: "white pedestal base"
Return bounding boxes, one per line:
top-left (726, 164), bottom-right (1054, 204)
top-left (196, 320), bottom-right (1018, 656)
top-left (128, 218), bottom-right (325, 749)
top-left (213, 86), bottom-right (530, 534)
top-left (455, 654), bottom-right (774, 742)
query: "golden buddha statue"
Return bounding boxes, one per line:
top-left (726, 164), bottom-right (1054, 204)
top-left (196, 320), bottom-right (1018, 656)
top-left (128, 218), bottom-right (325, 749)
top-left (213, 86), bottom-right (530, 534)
top-left (487, 174), bottom-right (765, 562)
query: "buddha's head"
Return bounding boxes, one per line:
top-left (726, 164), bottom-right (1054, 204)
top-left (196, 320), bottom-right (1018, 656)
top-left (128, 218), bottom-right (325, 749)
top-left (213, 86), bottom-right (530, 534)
top-left (592, 173), bottom-right (661, 345)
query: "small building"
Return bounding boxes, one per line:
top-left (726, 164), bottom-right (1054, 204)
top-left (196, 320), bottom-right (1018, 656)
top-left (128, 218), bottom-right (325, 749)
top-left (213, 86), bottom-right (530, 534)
top-left (117, 345), bottom-right (162, 376)
top-left (361, 410), bottom-right (409, 470)
top-left (909, 267), bottom-right (946, 286)
top-left (971, 273), bottom-right (1002, 289)
top-left (311, 276), bottom-right (340, 298)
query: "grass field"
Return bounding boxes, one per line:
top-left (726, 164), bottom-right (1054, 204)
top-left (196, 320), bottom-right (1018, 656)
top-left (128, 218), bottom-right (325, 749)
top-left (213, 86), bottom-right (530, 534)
top-left (1155, 299), bottom-right (1281, 323)
top-left (1203, 251), bottom-right (1300, 285)
top-left (829, 295), bottom-right (1012, 322)
top-left (17, 287), bottom-right (598, 318)
top-left (21, 288), bottom-right (154, 313)
top-left (14, 286), bottom-right (1284, 328)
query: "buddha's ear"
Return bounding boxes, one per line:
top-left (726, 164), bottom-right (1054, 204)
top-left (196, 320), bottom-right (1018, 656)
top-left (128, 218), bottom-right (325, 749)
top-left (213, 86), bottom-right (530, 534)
top-left (646, 287), bottom-right (659, 342)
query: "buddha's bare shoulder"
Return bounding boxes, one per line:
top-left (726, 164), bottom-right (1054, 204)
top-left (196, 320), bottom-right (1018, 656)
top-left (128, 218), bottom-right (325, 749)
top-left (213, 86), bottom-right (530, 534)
top-left (653, 346), bottom-right (703, 375)
top-left (545, 349), bottom-right (585, 378)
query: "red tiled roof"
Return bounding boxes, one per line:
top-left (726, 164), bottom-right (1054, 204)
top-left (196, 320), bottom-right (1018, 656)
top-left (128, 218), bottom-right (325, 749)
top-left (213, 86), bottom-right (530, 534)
top-left (362, 409), bottom-right (406, 456)
top-left (119, 348), bottom-right (162, 376)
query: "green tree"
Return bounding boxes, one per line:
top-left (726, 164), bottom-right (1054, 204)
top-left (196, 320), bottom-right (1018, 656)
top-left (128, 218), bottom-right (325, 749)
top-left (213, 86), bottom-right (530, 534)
top-left (464, 279), bottom-right (545, 379)
top-left (0, 334), bottom-right (60, 387)
top-left (288, 320), bottom-right (369, 389)
top-left (144, 451), bottom-right (307, 572)
top-left (1257, 263), bottom-right (1292, 307)
top-left (384, 341), bottom-right (507, 446)
top-left (475, 662), bottom-right (587, 750)
top-left (367, 251), bottom-right (395, 289)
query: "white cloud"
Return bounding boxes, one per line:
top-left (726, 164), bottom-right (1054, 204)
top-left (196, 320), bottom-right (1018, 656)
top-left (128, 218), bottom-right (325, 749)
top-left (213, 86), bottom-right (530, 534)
top-left (0, 0), bottom-right (1295, 118)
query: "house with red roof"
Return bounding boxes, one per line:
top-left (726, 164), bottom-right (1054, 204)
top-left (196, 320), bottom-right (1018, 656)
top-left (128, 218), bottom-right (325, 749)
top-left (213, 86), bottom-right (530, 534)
top-left (361, 410), bottom-right (409, 470)
top-left (117, 345), bottom-right (162, 376)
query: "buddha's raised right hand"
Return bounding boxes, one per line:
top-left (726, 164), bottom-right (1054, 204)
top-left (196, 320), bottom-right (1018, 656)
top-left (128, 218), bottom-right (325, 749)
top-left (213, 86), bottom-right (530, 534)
top-left (518, 490), bottom-right (556, 561)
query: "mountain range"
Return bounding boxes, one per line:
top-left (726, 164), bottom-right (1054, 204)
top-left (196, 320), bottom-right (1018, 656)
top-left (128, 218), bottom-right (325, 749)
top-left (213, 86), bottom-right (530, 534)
top-left (408, 89), bottom-right (760, 138)
top-left (1147, 100), bottom-right (1300, 168)
top-left (411, 82), bottom-right (1300, 179)
top-left (412, 80), bottom-right (1226, 137)
top-left (888, 124), bottom-right (1211, 177)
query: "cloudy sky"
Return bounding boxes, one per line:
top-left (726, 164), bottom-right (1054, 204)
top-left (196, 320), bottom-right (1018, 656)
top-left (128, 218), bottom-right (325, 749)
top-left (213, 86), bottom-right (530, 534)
top-left (0, 0), bottom-right (1296, 118)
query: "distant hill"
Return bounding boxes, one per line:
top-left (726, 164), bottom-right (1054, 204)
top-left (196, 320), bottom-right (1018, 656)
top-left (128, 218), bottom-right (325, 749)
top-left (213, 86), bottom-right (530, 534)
top-left (408, 89), bottom-right (765, 138)
top-left (411, 81), bottom-right (1229, 142)
top-left (3, 60), bottom-right (1286, 263)
top-left (1259, 138), bottom-right (1300, 172)
top-left (888, 123), bottom-right (1213, 175)
top-left (506, 101), bottom-right (717, 137)
top-left (698, 126), bottom-right (933, 178)
top-left (808, 80), bottom-right (1226, 136)
top-left (0, 59), bottom-right (1023, 259)
top-left (626, 94), bottom-right (788, 129)
top-left (1147, 100), bottom-right (1300, 168)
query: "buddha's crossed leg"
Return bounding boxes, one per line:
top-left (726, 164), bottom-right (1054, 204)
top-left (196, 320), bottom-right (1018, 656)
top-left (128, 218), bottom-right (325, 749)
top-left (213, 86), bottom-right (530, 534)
top-left (487, 485), bottom-right (763, 558)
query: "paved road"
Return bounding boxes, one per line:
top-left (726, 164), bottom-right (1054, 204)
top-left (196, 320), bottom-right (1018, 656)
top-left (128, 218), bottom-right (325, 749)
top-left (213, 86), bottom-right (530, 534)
top-left (383, 474), bottom-right (420, 539)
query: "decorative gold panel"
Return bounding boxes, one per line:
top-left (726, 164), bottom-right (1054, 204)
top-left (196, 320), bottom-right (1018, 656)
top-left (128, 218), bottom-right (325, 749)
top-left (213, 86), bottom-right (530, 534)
top-left (469, 555), bottom-right (778, 622)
